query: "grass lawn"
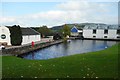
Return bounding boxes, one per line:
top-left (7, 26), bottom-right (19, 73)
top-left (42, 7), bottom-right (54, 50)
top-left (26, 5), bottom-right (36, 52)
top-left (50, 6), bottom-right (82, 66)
top-left (1, 43), bottom-right (119, 78)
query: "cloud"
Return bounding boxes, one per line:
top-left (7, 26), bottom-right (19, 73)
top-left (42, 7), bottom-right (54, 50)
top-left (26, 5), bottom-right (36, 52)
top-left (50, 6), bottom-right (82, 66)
top-left (28, 1), bottom-right (117, 26)
top-left (1, 1), bottom-right (118, 27)
top-left (1, 17), bottom-right (16, 23)
top-left (0, 16), bottom-right (28, 27)
top-left (57, 1), bottom-right (110, 13)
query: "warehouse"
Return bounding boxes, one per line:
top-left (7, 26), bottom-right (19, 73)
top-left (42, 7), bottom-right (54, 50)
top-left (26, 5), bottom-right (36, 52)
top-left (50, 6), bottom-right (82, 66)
top-left (0, 26), bottom-right (41, 46)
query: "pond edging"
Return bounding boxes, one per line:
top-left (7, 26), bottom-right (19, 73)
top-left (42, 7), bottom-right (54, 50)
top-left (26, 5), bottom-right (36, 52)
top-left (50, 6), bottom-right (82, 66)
top-left (2, 40), bottom-right (63, 56)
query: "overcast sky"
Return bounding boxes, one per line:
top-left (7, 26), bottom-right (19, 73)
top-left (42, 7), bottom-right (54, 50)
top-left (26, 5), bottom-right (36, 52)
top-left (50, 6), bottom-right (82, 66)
top-left (0, 0), bottom-right (119, 27)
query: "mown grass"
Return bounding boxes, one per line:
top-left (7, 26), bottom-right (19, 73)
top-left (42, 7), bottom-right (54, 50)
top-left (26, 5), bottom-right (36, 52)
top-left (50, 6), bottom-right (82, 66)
top-left (1, 43), bottom-right (119, 78)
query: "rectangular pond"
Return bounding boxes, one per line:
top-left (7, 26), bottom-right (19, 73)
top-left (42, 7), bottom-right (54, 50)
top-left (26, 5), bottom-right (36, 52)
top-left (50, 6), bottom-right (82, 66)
top-left (21, 40), bottom-right (118, 60)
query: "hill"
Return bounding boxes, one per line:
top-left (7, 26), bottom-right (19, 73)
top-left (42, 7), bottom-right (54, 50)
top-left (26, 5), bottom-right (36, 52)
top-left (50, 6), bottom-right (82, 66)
top-left (50, 23), bottom-right (119, 32)
top-left (50, 23), bottom-right (85, 31)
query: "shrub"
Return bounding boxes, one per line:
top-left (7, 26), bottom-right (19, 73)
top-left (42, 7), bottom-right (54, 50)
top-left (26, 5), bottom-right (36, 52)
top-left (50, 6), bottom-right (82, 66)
top-left (9, 25), bottom-right (22, 46)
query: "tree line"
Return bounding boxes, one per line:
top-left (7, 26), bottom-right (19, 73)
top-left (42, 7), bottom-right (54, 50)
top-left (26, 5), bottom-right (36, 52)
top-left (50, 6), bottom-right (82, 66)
top-left (31, 24), bottom-right (71, 38)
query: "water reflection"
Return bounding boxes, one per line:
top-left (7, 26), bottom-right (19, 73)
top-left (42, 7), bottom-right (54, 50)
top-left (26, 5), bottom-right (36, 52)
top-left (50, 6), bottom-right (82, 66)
top-left (22, 40), bottom-right (117, 60)
top-left (32, 52), bottom-right (34, 59)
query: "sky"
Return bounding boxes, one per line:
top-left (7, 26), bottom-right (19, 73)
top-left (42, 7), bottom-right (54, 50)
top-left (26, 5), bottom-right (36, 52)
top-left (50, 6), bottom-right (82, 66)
top-left (0, 0), bottom-right (119, 27)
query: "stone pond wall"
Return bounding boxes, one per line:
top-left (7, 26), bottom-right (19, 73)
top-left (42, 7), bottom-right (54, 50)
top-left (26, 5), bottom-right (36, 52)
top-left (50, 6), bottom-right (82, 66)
top-left (2, 40), bottom-right (63, 56)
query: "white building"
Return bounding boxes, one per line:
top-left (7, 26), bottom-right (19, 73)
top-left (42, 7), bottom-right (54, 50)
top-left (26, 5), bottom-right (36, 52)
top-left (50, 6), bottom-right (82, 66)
top-left (21, 27), bottom-right (41, 45)
top-left (0, 26), bottom-right (41, 45)
top-left (83, 24), bottom-right (120, 39)
top-left (0, 26), bottom-right (11, 45)
top-left (71, 26), bottom-right (83, 36)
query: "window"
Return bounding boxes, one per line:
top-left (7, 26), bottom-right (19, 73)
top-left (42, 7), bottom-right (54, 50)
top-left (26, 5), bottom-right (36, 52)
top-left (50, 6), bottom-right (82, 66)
top-left (1, 34), bottom-right (6, 39)
top-left (93, 29), bottom-right (96, 34)
top-left (104, 29), bottom-right (108, 34)
top-left (104, 36), bottom-right (107, 38)
top-left (93, 36), bottom-right (96, 38)
top-left (117, 29), bottom-right (120, 34)
top-left (117, 36), bottom-right (120, 38)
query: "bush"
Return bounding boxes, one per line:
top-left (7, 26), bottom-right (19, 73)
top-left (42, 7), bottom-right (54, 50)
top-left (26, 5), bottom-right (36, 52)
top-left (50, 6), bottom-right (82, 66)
top-left (53, 33), bottom-right (62, 40)
top-left (9, 25), bottom-right (22, 46)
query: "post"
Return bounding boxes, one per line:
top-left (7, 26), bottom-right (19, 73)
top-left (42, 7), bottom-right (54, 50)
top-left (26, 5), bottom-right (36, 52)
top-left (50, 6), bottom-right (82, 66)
top-left (31, 41), bottom-right (34, 48)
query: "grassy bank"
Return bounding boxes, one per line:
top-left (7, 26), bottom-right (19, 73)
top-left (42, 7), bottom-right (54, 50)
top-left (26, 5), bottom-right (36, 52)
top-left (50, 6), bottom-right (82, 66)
top-left (2, 43), bottom-right (119, 78)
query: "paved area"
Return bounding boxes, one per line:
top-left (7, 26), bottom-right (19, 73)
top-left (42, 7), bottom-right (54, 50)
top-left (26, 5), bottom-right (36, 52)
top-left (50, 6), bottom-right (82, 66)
top-left (5, 38), bottom-right (53, 50)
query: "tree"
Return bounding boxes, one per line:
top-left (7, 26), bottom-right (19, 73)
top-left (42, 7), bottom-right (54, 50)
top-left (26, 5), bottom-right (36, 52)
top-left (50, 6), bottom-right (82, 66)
top-left (62, 24), bottom-right (70, 37)
top-left (53, 33), bottom-right (62, 40)
top-left (9, 25), bottom-right (22, 46)
top-left (38, 25), bottom-right (53, 37)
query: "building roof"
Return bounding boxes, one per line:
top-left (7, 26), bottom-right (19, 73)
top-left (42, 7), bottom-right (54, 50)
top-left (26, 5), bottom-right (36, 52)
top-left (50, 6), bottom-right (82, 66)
top-left (21, 27), bottom-right (40, 35)
top-left (5, 26), bottom-right (40, 35)
top-left (84, 24), bottom-right (120, 29)
top-left (71, 26), bottom-right (78, 32)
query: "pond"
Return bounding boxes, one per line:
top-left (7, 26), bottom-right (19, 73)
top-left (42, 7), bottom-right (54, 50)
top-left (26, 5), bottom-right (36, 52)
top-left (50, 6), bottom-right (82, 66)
top-left (21, 40), bottom-right (117, 60)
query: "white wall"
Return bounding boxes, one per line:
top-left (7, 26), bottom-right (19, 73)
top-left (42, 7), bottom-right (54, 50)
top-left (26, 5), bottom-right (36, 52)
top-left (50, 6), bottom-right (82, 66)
top-left (0, 26), bottom-right (11, 45)
top-left (108, 30), bottom-right (117, 39)
top-left (83, 29), bottom-right (93, 38)
top-left (96, 30), bottom-right (104, 38)
top-left (71, 32), bottom-right (79, 36)
top-left (22, 35), bottom-right (41, 45)
top-left (83, 29), bottom-right (118, 39)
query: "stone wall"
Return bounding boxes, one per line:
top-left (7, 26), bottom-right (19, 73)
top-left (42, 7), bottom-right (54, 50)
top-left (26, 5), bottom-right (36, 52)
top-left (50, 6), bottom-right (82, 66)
top-left (2, 40), bottom-right (63, 56)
